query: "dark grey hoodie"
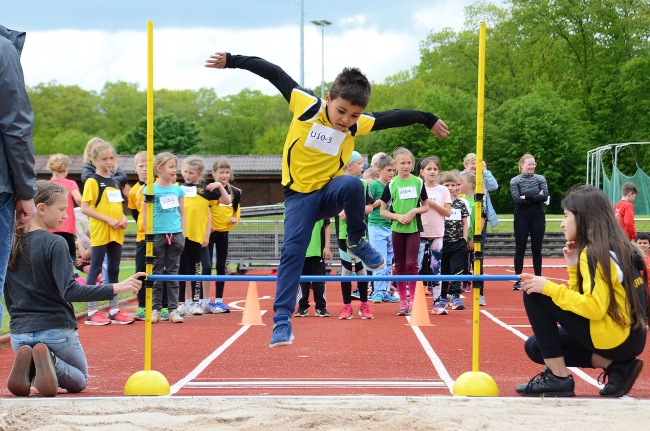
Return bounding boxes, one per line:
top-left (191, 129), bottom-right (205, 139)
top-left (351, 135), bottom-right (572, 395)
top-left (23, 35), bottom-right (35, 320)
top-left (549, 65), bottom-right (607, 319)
top-left (0, 25), bottom-right (37, 200)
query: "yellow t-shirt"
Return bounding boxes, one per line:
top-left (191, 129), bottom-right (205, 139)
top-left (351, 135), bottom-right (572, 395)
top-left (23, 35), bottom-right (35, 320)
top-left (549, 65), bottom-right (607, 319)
top-left (211, 186), bottom-right (241, 232)
top-left (128, 181), bottom-right (145, 242)
top-left (81, 175), bottom-right (125, 247)
top-left (180, 183), bottom-right (221, 244)
top-left (282, 89), bottom-right (375, 193)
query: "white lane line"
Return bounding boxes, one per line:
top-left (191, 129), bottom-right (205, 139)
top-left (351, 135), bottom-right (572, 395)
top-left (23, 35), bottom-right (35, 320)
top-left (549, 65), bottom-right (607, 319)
top-left (169, 310), bottom-right (268, 395)
top-left (480, 310), bottom-right (604, 391)
top-left (184, 380), bottom-right (447, 388)
top-left (228, 296), bottom-right (272, 311)
top-left (505, 269), bottom-right (568, 283)
top-left (407, 316), bottom-right (455, 394)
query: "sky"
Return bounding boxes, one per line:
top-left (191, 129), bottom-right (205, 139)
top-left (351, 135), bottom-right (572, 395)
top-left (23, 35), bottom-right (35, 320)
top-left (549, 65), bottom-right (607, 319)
top-left (3, 0), bottom-right (493, 97)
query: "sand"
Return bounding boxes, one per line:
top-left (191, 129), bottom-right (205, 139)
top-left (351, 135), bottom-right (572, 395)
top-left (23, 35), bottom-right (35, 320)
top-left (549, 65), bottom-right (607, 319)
top-left (1, 396), bottom-right (649, 431)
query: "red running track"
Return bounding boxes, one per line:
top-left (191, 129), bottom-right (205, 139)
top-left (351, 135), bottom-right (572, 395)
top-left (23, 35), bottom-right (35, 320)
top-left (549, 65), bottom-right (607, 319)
top-left (0, 258), bottom-right (648, 398)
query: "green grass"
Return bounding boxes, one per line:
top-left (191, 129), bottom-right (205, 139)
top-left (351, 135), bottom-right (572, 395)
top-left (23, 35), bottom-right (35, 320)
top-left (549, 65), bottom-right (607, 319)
top-left (1, 261), bottom-right (136, 336)
top-left (490, 214), bottom-right (650, 233)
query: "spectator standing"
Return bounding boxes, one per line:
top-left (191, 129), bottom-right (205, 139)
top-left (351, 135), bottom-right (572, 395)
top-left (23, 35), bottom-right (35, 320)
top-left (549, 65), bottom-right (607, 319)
top-left (0, 24), bottom-right (37, 328)
top-left (510, 154), bottom-right (548, 290)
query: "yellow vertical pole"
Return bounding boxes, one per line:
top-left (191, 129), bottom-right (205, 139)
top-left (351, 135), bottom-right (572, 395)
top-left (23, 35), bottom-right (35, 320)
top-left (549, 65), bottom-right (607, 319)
top-left (124, 20), bottom-right (170, 396)
top-left (453, 22), bottom-right (498, 397)
top-left (143, 19), bottom-right (155, 373)
top-left (471, 21), bottom-right (487, 374)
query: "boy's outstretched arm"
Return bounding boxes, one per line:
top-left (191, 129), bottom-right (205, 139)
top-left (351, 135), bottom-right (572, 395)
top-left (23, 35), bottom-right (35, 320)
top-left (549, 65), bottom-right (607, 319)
top-left (370, 109), bottom-right (450, 139)
top-left (205, 52), bottom-right (299, 103)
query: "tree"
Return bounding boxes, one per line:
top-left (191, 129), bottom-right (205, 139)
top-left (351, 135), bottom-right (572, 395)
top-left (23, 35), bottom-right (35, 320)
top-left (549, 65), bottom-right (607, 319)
top-left (486, 84), bottom-right (594, 213)
top-left (116, 114), bottom-right (202, 155)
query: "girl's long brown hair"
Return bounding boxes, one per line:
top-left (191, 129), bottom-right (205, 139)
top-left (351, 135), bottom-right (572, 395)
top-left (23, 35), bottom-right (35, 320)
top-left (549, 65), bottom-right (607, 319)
top-left (562, 184), bottom-right (648, 329)
top-left (8, 181), bottom-right (67, 270)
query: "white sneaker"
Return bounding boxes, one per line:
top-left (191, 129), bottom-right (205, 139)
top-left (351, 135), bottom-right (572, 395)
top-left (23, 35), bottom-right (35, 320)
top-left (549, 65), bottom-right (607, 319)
top-left (177, 303), bottom-right (187, 316)
top-left (169, 309), bottom-right (184, 323)
top-left (189, 302), bottom-right (204, 315)
top-left (201, 301), bottom-right (213, 314)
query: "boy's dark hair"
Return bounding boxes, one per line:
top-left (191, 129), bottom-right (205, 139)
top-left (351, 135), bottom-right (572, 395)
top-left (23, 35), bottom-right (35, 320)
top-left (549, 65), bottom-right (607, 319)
top-left (329, 67), bottom-right (371, 108)
top-left (621, 182), bottom-right (638, 196)
top-left (636, 232), bottom-right (650, 242)
top-left (376, 154), bottom-right (394, 170)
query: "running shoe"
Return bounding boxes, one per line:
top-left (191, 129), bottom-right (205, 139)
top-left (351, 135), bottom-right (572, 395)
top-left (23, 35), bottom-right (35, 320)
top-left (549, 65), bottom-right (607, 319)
top-left (338, 304), bottom-right (353, 320)
top-left (451, 297), bottom-right (465, 310)
top-left (351, 288), bottom-right (361, 300)
top-left (315, 308), bottom-right (330, 317)
top-left (269, 316), bottom-right (293, 347)
top-left (431, 301), bottom-right (448, 315)
top-left (132, 307), bottom-right (146, 321)
top-left (599, 358), bottom-right (644, 397)
top-left (109, 310), bottom-right (135, 324)
top-left (346, 238), bottom-right (386, 271)
top-left (516, 368), bottom-right (575, 397)
top-left (169, 309), bottom-right (184, 323)
top-left (369, 292), bottom-right (384, 303)
top-left (7, 345), bottom-right (33, 396)
top-left (32, 343), bottom-right (58, 397)
top-left (462, 282), bottom-right (472, 293)
top-left (396, 301), bottom-right (409, 316)
top-left (358, 303), bottom-right (374, 320)
top-left (212, 302), bottom-right (230, 313)
top-left (160, 308), bottom-right (170, 321)
top-left (382, 292), bottom-right (400, 303)
top-left (512, 281), bottom-right (523, 291)
top-left (294, 308), bottom-right (309, 317)
top-left (479, 295), bottom-right (486, 306)
top-left (189, 302), bottom-right (204, 315)
top-left (177, 303), bottom-right (187, 316)
top-left (85, 311), bottom-right (111, 326)
top-left (151, 309), bottom-right (161, 323)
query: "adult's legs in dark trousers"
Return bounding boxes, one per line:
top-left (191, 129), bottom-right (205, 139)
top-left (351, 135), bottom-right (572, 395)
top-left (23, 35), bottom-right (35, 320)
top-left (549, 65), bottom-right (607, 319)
top-left (529, 215), bottom-right (545, 276)
top-left (275, 175), bottom-right (366, 317)
top-left (513, 215), bottom-right (530, 275)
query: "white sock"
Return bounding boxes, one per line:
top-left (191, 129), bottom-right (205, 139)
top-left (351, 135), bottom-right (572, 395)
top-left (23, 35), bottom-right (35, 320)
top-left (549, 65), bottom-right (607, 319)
top-left (216, 298), bottom-right (223, 304)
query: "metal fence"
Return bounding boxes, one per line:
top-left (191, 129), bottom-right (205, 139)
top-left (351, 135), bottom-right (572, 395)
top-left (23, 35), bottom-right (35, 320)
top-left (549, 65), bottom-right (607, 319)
top-left (227, 204), bottom-right (341, 273)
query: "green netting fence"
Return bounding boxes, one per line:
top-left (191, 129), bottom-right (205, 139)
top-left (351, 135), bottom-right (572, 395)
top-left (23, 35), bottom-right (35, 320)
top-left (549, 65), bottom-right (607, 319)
top-left (602, 166), bottom-right (650, 215)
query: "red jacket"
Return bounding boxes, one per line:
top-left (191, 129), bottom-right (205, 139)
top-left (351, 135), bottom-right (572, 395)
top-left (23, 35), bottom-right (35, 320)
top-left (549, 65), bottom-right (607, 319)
top-left (613, 199), bottom-right (636, 240)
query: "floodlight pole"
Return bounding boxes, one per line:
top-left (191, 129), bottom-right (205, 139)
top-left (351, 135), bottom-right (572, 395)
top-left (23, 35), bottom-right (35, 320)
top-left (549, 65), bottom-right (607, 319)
top-left (311, 20), bottom-right (332, 100)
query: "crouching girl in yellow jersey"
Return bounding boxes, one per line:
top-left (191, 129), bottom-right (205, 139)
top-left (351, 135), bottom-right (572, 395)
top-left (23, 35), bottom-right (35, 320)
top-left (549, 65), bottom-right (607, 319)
top-left (517, 185), bottom-right (648, 398)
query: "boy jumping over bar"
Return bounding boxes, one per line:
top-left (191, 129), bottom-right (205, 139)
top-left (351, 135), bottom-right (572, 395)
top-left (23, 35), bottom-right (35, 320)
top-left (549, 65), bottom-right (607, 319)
top-left (205, 52), bottom-right (450, 347)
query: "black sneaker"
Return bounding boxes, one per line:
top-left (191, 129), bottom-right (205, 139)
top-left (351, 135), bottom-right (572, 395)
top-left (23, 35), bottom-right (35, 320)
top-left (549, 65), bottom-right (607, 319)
top-left (515, 368), bottom-right (575, 397)
top-left (512, 281), bottom-right (522, 291)
top-left (294, 308), bottom-right (309, 317)
top-left (315, 308), bottom-right (330, 317)
top-left (599, 358), bottom-right (644, 397)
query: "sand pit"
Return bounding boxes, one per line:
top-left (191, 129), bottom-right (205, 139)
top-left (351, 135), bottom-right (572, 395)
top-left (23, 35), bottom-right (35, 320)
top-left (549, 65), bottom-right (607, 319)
top-left (1, 396), bottom-right (649, 431)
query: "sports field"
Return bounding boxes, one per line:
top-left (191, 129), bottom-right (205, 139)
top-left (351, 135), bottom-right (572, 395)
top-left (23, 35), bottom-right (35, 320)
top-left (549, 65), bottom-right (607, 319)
top-left (0, 258), bottom-right (648, 429)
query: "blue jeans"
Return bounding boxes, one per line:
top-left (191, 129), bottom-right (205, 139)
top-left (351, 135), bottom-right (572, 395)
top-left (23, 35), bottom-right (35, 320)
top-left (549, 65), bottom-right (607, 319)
top-left (11, 328), bottom-right (89, 393)
top-left (275, 175), bottom-right (366, 317)
top-left (0, 193), bottom-right (14, 327)
top-left (367, 225), bottom-right (393, 294)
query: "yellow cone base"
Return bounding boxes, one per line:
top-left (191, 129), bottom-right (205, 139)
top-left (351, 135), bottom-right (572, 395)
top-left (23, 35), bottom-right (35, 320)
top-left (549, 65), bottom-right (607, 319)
top-left (124, 370), bottom-right (170, 396)
top-left (453, 371), bottom-right (499, 396)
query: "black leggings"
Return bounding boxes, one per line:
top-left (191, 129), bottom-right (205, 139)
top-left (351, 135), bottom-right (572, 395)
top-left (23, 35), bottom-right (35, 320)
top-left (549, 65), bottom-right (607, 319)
top-left (208, 231), bottom-right (229, 299)
top-left (179, 238), bottom-right (202, 301)
top-left (523, 292), bottom-right (646, 367)
top-left (514, 215), bottom-right (545, 276)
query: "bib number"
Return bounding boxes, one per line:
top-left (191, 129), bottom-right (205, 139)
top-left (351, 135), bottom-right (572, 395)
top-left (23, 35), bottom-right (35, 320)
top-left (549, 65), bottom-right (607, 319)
top-left (182, 185), bottom-right (197, 198)
top-left (304, 123), bottom-right (346, 156)
top-left (106, 190), bottom-right (123, 203)
top-left (398, 186), bottom-right (417, 200)
top-left (160, 194), bottom-right (179, 210)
